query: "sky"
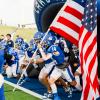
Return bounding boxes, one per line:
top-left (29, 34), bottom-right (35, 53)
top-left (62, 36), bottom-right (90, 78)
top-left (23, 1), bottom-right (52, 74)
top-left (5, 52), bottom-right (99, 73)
top-left (0, 0), bottom-right (35, 26)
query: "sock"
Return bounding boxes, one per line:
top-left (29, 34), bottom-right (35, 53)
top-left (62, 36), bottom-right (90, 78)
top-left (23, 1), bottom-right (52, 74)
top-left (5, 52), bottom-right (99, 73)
top-left (50, 84), bottom-right (57, 94)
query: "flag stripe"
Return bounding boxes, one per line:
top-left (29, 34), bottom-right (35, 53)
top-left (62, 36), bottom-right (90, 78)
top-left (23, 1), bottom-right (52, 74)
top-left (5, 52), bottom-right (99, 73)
top-left (83, 29), bottom-right (96, 59)
top-left (79, 27), bottom-right (99, 99)
top-left (93, 74), bottom-right (99, 92)
top-left (79, 27), bottom-right (90, 74)
top-left (58, 16), bottom-right (80, 33)
top-left (84, 50), bottom-right (97, 97)
top-left (50, 26), bottom-right (78, 46)
top-left (66, 0), bottom-right (84, 13)
top-left (87, 85), bottom-right (95, 100)
top-left (83, 75), bottom-right (91, 100)
top-left (84, 44), bottom-right (96, 98)
top-left (84, 37), bottom-right (96, 62)
top-left (51, 21), bottom-right (79, 40)
top-left (91, 58), bottom-right (98, 90)
top-left (88, 52), bottom-right (97, 77)
top-left (60, 11), bottom-right (82, 27)
top-left (64, 5), bottom-right (83, 20)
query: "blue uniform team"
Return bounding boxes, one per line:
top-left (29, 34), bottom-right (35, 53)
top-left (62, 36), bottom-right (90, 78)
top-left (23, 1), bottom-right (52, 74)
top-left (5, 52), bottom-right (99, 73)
top-left (0, 31), bottom-right (82, 100)
top-left (30, 31), bottom-right (82, 100)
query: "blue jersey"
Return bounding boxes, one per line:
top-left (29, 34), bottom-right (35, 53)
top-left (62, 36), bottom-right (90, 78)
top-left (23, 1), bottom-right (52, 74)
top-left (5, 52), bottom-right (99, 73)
top-left (27, 43), bottom-right (37, 58)
top-left (8, 48), bottom-right (19, 64)
top-left (47, 45), bottom-right (65, 65)
top-left (18, 50), bottom-right (25, 58)
top-left (0, 40), bottom-right (6, 50)
top-left (0, 41), bottom-right (6, 57)
top-left (0, 40), bottom-right (6, 73)
top-left (15, 37), bottom-right (24, 45)
top-left (6, 40), bottom-right (14, 48)
top-left (0, 86), bottom-right (5, 100)
top-left (29, 39), bottom-right (35, 46)
top-left (0, 53), bottom-right (4, 73)
top-left (21, 42), bottom-right (29, 51)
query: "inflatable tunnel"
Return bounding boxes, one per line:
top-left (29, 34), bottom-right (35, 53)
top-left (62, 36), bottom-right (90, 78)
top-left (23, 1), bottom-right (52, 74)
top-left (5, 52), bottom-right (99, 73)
top-left (33, 0), bottom-right (86, 33)
top-left (34, 0), bottom-right (66, 33)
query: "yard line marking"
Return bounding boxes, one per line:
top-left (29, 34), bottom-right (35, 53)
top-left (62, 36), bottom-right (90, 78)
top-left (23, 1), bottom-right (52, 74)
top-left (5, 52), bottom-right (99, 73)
top-left (5, 80), bottom-right (46, 100)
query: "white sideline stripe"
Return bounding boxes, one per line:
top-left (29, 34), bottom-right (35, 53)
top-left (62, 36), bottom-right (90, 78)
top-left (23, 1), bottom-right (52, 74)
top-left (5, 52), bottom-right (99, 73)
top-left (4, 80), bottom-right (43, 99)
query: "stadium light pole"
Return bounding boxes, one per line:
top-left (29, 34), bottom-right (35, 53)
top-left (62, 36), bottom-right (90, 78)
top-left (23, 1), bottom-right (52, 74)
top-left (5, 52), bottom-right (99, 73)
top-left (13, 29), bottom-right (50, 92)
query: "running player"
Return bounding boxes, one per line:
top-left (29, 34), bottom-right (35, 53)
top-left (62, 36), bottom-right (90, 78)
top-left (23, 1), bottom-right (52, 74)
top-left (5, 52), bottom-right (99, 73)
top-left (0, 40), bottom-right (5, 100)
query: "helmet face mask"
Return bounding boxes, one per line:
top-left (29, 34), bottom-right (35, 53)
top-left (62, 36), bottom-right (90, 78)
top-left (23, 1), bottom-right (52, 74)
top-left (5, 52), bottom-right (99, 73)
top-left (42, 34), bottom-right (57, 48)
top-left (34, 32), bottom-right (44, 44)
top-left (34, 38), bottom-right (41, 44)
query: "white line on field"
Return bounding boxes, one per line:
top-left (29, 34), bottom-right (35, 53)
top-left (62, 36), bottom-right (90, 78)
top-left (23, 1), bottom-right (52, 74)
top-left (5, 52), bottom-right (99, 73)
top-left (4, 80), bottom-right (43, 100)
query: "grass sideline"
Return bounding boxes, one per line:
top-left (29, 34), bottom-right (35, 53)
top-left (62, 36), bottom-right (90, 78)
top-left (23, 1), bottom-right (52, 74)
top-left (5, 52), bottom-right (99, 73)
top-left (0, 25), bottom-right (37, 42)
top-left (4, 84), bottom-right (40, 100)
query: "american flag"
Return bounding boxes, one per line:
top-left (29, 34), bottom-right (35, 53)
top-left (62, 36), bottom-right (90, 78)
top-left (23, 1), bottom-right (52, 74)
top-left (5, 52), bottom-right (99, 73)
top-left (50, 0), bottom-right (85, 46)
top-left (50, 0), bottom-right (99, 99)
top-left (79, 0), bottom-right (99, 99)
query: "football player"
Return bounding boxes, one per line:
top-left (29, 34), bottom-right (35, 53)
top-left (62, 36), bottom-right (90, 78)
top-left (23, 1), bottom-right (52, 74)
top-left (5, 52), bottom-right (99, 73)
top-left (37, 33), bottom-right (82, 100)
top-left (0, 41), bottom-right (5, 100)
top-left (31, 32), bottom-right (56, 99)
top-left (5, 47), bottom-right (19, 78)
top-left (6, 34), bottom-right (14, 48)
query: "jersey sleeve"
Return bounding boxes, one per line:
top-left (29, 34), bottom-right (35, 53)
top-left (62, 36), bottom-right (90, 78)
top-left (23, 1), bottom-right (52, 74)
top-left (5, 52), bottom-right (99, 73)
top-left (48, 46), bottom-right (59, 56)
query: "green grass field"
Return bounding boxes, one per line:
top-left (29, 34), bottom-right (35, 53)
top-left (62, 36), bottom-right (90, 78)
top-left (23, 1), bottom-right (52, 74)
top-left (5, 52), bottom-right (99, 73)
top-left (4, 84), bottom-right (40, 100)
top-left (0, 25), bottom-right (37, 42)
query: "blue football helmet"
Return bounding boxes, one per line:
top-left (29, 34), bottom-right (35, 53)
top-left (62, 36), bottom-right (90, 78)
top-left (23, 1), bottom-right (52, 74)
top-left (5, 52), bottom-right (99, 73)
top-left (15, 37), bottom-right (24, 46)
top-left (27, 43), bottom-right (37, 58)
top-left (7, 47), bottom-right (15, 55)
top-left (29, 39), bottom-right (35, 46)
top-left (21, 42), bottom-right (29, 51)
top-left (42, 33), bottom-right (57, 48)
top-left (34, 32), bottom-right (44, 43)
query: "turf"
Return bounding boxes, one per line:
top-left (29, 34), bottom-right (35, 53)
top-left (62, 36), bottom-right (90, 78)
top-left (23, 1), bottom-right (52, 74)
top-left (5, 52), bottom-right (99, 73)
top-left (4, 84), bottom-right (40, 100)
